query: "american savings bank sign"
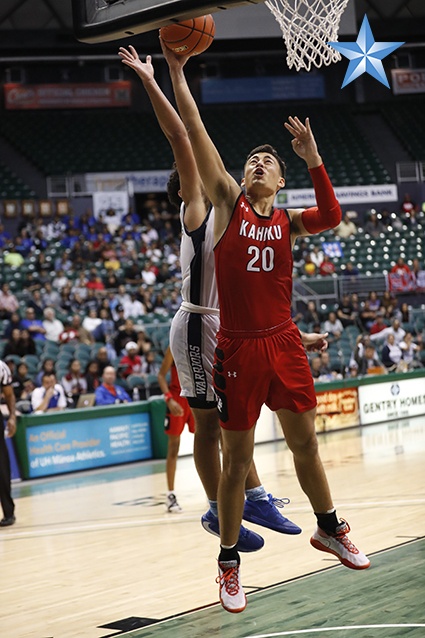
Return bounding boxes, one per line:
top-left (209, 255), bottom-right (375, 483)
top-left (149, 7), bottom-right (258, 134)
top-left (359, 377), bottom-right (425, 425)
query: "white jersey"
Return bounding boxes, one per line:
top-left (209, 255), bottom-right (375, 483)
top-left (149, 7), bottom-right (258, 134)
top-left (170, 204), bottom-right (219, 405)
top-left (179, 203), bottom-right (219, 310)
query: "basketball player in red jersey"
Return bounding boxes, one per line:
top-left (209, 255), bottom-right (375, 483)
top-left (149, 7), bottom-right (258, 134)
top-left (119, 44), bottom-right (304, 552)
top-left (162, 42), bottom-right (370, 613)
top-left (157, 346), bottom-right (195, 512)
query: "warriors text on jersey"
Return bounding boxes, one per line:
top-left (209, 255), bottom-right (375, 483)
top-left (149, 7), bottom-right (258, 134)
top-left (214, 193), bottom-right (293, 335)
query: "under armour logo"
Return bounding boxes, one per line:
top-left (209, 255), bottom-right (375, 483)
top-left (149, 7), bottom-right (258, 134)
top-left (227, 371), bottom-right (237, 377)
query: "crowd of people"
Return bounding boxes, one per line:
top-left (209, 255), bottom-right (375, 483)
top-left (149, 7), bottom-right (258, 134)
top-left (298, 290), bottom-right (424, 382)
top-left (0, 192), bottom-right (424, 413)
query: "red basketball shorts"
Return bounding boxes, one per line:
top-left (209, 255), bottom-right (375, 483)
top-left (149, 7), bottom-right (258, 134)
top-left (164, 394), bottom-right (195, 436)
top-left (213, 321), bottom-right (317, 431)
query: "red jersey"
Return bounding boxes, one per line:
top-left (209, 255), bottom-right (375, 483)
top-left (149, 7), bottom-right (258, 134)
top-left (169, 363), bottom-right (181, 396)
top-left (214, 193), bottom-right (293, 335)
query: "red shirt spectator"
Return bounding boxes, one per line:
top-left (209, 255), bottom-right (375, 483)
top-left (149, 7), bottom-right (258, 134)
top-left (119, 341), bottom-right (143, 378)
top-left (319, 255), bottom-right (336, 276)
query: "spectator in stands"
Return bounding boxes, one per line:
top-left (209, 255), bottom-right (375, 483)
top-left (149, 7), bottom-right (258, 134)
top-left (310, 355), bottom-right (322, 380)
top-left (400, 193), bottom-right (417, 216)
top-left (359, 299), bottom-right (378, 332)
top-left (92, 308), bottom-right (115, 344)
top-left (95, 347), bottom-right (112, 375)
top-left (141, 261), bottom-right (157, 286)
top-left (70, 315), bottom-right (94, 345)
top-left (12, 362), bottom-right (31, 401)
top-left (136, 329), bottom-right (153, 356)
top-left (42, 282), bottom-right (61, 309)
top-left (334, 212), bottom-right (357, 238)
top-left (3, 312), bottom-right (21, 339)
top-left (20, 308), bottom-right (46, 341)
top-left (309, 245), bottom-right (324, 268)
top-left (0, 283), bottom-right (19, 319)
top-left (367, 291), bottom-right (382, 314)
top-left (355, 342), bottom-right (386, 376)
top-left (293, 238), bottom-right (309, 271)
top-left (319, 351), bottom-right (341, 379)
top-left (123, 292), bottom-right (146, 319)
top-left (31, 372), bottom-right (67, 413)
top-left (82, 308), bottom-right (102, 335)
top-left (380, 290), bottom-right (397, 313)
top-left (381, 334), bottom-right (404, 372)
top-left (17, 329), bottom-right (36, 356)
top-left (364, 210), bottom-right (385, 237)
top-left (86, 271), bottom-right (105, 292)
top-left (71, 273), bottom-right (89, 299)
top-left (27, 290), bottom-right (45, 318)
top-left (115, 284), bottom-right (131, 309)
top-left (323, 311), bottom-right (343, 342)
top-left (300, 254), bottom-right (316, 277)
top-left (85, 360), bottom-right (101, 392)
top-left (95, 366), bottom-right (132, 406)
top-left (2, 329), bottom-right (22, 358)
top-left (141, 350), bottom-right (160, 376)
top-left (119, 341), bottom-right (143, 378)
top-left (319, 254), bottom-right (336, 276)
top-left (104, 270), bottom-right (122, 290)
top-left (395, 302), bottom-right (411, 324)
top-left (3, 243), bottom-right (25, 268)
top-left (370, 318), bottom-right (406, 345)
top-left (59, 286), bottom-right (74, 316)
top-left (342, 262), bottom-right (359, 278)
top-left (0, 223), bottom-right (12, 247)
top-left (52, 269), bottom-right (69, 292)
top-left (35, 358), bottom-right (56, 387)
top-left (112, 304), bottom-right (126, 330)
top-left (400, 332), bottom-right (422, 370)
top-left (124, 263), bottom-right (143, 287)
top-left (369, 315), bottom-right (387, 337)
top-left (336, 294), bottom-right (356, 328)
top-left (303, 300), bottom-right (322, 327)
top-left (390, 257), bottom-right (412, 277)
top-left (42, 307), bottom-right (64, 343)
top-left (114, 318), bottom-right (139, 356)
top-left (61, 359), bottom-right (88, 408)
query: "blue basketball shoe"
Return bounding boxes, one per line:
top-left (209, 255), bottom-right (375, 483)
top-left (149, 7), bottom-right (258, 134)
top-left (243, 494), bottom-right (302, 535)
top-left (201, 510), bottom-right (264, 552)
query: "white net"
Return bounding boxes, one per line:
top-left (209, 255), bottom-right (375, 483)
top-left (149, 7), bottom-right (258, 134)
top-left (265, 0), bottom-right (350, 71)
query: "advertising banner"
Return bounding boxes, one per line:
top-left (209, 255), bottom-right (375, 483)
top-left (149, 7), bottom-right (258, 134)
top-left (276, 184), bottom-right (398, 207)
top-left (359, 377), bottom-right (425, 425)
top-left (26, 412), bottom-right (152, 478)
top-left (391, 69), bottom-right (425, 95)
top-left (4, 82), bottom-right (131, 110)
top-left (201, 75), bottom-right (325, 104)
top-left (315, 387), bottom-right (359, 433)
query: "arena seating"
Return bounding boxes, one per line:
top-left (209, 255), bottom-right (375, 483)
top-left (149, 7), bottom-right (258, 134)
top-left (0, 104), bottom-right (391, 188)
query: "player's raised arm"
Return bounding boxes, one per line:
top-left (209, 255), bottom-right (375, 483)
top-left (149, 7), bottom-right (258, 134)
top-left (284, 116), bottom-right (342, 238)
top-left (118, 46), bottom-right (205, 226)
top-left (160, 40), bottom-right (240, 228)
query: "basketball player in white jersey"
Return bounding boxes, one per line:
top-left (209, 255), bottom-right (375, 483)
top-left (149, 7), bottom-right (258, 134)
top-left (119, 46), bottom-right (328, 549)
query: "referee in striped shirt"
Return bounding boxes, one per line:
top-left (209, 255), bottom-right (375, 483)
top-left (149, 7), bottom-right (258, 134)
top-left (0, 359), bottom-right (17, 527)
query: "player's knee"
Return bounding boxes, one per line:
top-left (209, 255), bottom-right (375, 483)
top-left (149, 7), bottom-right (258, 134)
top-left (290, 431), bottom-right (319, 458)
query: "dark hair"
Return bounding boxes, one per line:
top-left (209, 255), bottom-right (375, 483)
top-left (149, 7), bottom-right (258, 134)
top-left (167, 163), bottom-right (181, 210)
top-left (246, 144), bottom-right (286, 179)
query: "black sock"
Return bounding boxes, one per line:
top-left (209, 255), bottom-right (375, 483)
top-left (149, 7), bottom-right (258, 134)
top-left (218, 546), bottom-right (240, 564)
top-left (315, 510), bottom-right (339, 534)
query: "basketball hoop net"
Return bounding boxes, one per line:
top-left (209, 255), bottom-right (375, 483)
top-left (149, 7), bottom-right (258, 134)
top-left (265, 0), bottom-right (350, 71)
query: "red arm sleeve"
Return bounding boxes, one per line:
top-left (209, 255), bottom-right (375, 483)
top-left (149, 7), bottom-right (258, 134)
top-left (301, 163), bottom-right (342, 234)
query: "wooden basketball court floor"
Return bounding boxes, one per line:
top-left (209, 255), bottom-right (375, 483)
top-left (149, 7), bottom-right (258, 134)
top-left (1, 415), bottom-right (424, 638)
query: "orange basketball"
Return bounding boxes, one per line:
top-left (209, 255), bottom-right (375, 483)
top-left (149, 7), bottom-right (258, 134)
top-left (160, 14), bottom-right (215, 56)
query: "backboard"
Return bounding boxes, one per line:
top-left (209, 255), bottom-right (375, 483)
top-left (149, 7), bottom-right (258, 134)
top-left (72, 0), bottom-right (263, 43)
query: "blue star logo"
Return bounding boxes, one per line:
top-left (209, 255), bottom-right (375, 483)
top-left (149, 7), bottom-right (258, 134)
top-left (328, 15), bottom-right (404, 89)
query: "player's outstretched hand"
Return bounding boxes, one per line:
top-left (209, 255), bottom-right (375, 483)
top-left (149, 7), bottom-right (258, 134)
top-left (118, 45), bottom-right (154, 82)
top-left (159, 36), bottom-right (191, 70)
top-left (284, 116), bottom-right (322, 168)
top-left (302, 331), bottom-right (329, 352)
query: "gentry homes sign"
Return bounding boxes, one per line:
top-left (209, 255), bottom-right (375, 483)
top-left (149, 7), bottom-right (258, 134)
top-left (359, 377), bottom-right (425, 426)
